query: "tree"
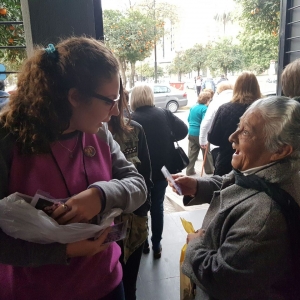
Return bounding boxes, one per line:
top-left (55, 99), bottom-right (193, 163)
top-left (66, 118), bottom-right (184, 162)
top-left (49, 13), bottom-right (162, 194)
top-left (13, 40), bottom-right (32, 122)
top-left (214, 11), bottom-right (233, 35)
top-left (0, 0), bottom-right (26, 72)
top-left (184, 44), bottom-right (208, 75)
top-left (167, 51), bottom-right (189, 82)
top-left (234, 0), bottom-right (280, 35)
top-left (207, 38), bottom-right (243, 76)
top-left (103, 9), bottom-right (164, 87)
top-left (239, 30), bottom-right (278, 74)
top-left (135, 63), bottom-right (163, 79)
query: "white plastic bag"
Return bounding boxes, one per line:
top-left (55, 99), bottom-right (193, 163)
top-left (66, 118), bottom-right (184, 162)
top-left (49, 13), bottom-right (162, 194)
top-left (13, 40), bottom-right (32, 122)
top-left (0, 192), bottom-right (122, 244)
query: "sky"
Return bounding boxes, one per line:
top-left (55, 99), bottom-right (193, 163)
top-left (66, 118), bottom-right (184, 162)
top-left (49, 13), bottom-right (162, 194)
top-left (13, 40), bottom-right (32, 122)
top-left (101, 0), bottom-right (237, 49)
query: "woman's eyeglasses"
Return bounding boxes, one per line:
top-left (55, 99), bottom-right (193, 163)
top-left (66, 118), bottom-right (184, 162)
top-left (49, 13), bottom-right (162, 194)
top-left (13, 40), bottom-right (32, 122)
top-left (91, 92), bottom-right (120, 110)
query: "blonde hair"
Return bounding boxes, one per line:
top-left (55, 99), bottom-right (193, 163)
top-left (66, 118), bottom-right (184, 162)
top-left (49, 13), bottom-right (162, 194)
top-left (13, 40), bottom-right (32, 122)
top-left (231, 72), bottom-right (261, 104)
top-left (281, 59), bottom-right (300, 98)
top-left (130, 85), bottom-right (154, 111)
top-left (216, 82), bottom-right (233, 94)
top-left (197, 91), bottom-right (211, 104)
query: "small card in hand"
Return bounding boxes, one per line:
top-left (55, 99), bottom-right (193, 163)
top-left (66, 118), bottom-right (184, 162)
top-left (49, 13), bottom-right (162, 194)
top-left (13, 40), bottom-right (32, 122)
top-left (95, 220), bottom-right (128, 244)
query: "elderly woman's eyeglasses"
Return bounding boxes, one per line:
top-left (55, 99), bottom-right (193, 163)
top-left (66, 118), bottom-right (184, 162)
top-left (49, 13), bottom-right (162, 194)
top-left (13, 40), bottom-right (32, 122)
top-left (91, 92), bottom-right (120, 110)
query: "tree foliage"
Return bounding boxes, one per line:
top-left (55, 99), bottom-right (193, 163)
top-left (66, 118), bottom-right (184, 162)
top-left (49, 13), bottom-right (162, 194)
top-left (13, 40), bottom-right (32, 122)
top-left (207, 38), bottom-right (243, 76)
top-left (167, 52), bottom-right (190, 81)
top-left (103, 9), bottom-right (165, 87)
top-left (214, 11), bottom-right (233, 35)
top-left (0, 0), bottom-right (26, 71)
top-left (184, 44), bottom-right (208, 75)
top-left (239, 30), bottom-right (278, 74)
top-left (135, 63), bottom-right (163, 79)
top-left (234, 0), bottom-right (280, 35)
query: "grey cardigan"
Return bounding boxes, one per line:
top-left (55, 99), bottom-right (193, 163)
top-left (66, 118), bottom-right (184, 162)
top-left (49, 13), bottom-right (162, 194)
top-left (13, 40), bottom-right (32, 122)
top-left (182, 159), bottom-right (300, 300)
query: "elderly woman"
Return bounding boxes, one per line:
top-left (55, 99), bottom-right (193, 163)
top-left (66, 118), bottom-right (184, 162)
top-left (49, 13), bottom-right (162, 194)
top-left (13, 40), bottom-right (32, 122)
top-left (200, 81), bottom-right (234, 166)
top-left (130, 84), bottom-right (188, 258)
top-left (171, 96), bottom-right (300, 299)
top-left (186, 91), bottom-right (213, 176)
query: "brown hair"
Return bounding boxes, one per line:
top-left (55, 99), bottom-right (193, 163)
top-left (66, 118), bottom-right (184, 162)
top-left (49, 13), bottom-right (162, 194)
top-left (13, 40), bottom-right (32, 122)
top-left (197, 91), bottom-right (211, 104)
top-left (0, 36), bottom-right (119, 153)
top-left (203, 88), bottom-right (214, 99)
top-left (216, 81), bottom-right (233, 94)
top-left (108, 81), bottom-right (132, 139)
top-left (281, 59), bottom-right (300, 98)
top-left (231, 72), bottom-right (261, 104)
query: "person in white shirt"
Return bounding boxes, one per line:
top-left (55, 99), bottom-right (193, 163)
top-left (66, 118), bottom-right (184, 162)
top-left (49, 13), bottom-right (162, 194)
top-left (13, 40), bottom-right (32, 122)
top-left (196, 75), bottom-right (202, 96)
top-left (200, 82), bottom-right (234, 167)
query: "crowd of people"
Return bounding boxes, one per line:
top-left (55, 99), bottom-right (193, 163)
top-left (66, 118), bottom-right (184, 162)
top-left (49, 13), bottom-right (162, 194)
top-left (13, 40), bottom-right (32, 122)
top-left (1, 35), bottom-right (300, 300)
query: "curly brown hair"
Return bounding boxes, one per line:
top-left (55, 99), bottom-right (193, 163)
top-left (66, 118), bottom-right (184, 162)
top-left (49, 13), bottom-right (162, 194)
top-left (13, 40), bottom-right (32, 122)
top-left (0, 37), bottom-right (119, 153)
top-left (231, 72), bottom-right (261, 104)
top-left (108, 80), bottom-right (133, 139)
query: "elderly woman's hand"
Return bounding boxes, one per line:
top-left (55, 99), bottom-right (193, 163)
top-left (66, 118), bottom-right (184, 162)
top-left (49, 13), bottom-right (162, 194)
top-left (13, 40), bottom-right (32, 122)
top-left (51, 188), bottom-right (102, 225)
top-left (187, 229), bottom-right (205, 244)
top-left (170, 174), bottom-right (198, 196)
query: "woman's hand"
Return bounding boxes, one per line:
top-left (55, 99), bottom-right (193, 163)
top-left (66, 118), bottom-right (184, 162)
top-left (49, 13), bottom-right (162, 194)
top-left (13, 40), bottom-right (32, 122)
top-left (51, 188), bottom-right (102, 225)
top-left (66, 227), bottom-right (111, 257)
top-left (186, 229), bottom-right (205, 244)
top-left (170, 174), bottom-right (198, 196)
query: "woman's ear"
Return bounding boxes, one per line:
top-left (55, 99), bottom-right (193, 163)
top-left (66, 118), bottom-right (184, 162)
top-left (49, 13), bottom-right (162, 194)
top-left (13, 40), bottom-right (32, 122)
top-left (270, 144), bottom-right (293, 161)
top-left (68, 88), bottom-right (81, 108)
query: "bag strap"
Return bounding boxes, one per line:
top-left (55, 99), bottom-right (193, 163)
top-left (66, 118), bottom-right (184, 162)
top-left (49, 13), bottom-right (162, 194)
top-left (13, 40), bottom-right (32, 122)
top-left (162, 109), bottom-right (180, 146)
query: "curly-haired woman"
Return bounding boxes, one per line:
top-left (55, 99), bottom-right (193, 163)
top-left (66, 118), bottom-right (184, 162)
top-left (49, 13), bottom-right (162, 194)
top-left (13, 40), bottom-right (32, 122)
top-left (0, 37), bottom-right (147, 300)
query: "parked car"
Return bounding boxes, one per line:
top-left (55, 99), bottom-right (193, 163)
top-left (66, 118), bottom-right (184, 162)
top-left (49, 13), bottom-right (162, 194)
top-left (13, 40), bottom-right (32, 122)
top-left (152, 84), bottom-right (188, 113)
top-left (128, 84), bottom-right (188, 113)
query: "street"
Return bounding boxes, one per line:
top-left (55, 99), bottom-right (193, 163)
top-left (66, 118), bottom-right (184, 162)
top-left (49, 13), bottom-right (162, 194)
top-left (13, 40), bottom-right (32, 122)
top-left (173, 87), bottom-right (197, 154)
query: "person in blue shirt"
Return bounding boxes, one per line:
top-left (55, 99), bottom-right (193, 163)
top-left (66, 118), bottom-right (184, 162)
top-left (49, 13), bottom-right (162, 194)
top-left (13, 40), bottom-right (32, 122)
top-left (0, 80), bottom-right (9, 111)
top-left (186, 91), bottom-right (214, 175)
top-left (201, 77), bottom-right (216, 93)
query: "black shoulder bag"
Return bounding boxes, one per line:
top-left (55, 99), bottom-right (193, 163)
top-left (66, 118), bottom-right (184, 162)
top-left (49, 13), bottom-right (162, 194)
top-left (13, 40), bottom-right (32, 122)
top-left (163, 109), bottom-right (189, 173)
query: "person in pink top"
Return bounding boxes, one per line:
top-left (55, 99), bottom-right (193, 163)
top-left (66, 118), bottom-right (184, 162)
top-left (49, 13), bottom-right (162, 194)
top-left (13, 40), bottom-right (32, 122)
top-left (0, 37), bottom-right (147, 300)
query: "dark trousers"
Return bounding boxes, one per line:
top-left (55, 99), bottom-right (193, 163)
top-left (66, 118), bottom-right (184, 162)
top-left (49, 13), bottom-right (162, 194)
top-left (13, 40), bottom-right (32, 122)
top-left (196, 86), bottom-right (201, 96)
top-left (101, 282), bottom-right (125, 300)
top-left (149, 180), bottom-right (168, 251)
top-left (211, 147), bottom-right (220, 167)
top-left (120, 242), bottom-right (144, 300)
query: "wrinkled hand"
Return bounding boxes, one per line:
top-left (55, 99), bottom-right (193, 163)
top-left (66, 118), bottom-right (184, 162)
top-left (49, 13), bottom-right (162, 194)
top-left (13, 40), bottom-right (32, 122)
top-left (66, 227), bottom-right (111, 257)
top-left (186, 229), bottom-right (205, 244)
top-left (51, 188), bottom-right (102, 225)
top-left (170, 174), bottom-right (197, 196)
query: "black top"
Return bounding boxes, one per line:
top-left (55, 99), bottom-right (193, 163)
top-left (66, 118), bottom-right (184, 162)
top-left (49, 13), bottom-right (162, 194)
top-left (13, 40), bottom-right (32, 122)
top-left (208, 102), bottom-right (249, 176)
top-left (131, 106), bottom-right (188, 182)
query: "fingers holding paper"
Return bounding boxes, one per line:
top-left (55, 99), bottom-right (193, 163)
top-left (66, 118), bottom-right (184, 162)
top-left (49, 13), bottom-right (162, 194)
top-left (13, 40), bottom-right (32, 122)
top-left (169, 174), bottom-right (198, 196)
top-left (51, 188), bottom-right (102, 225)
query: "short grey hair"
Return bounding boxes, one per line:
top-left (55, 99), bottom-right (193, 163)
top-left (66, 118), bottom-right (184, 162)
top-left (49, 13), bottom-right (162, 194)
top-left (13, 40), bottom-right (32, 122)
top-left (244, 96), bottom-right (300, 160)
top-left (130, 85), bottom-right (154, 111)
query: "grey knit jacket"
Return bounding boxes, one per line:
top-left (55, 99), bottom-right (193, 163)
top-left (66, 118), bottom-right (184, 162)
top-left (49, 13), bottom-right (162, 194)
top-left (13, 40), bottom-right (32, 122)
top-left (182, 159), bottom-right (300, 300)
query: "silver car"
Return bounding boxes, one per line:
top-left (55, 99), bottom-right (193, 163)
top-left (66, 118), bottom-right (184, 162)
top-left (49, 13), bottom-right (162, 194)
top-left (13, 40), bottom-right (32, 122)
top-left (152, 84), bottom-right (188, 113)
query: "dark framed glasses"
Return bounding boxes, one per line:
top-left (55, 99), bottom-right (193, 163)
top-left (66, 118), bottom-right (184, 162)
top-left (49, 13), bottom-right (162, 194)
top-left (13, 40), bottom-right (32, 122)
top-left (91, 92), bottom-right (120, 110)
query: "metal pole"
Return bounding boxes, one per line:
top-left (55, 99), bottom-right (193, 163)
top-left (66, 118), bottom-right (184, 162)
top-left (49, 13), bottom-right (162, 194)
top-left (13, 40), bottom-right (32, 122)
top-left (154, 0), bottom-right (157, 83)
